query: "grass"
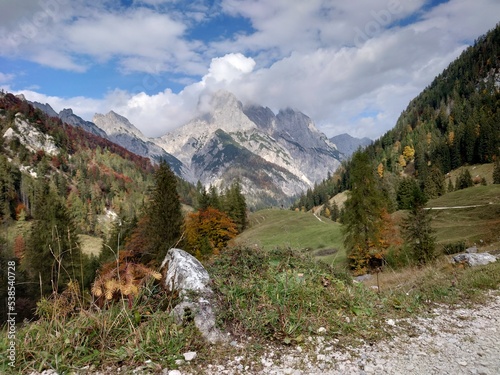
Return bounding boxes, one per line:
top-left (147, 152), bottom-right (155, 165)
top-left (2, 245), bottom-right (500, 374)
top-left (235, 209), bottom-right (346, 264)
top-left (445, 163), bottom-right (495, 186)
top-left (427, 184), bottom-right (500, 208)
top-left (78, 234), bottom-right (103, 256)
top-left (427, 185), bottom-right (500, 250)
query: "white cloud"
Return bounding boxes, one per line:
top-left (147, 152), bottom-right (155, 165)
top-left (203, 53), bottom-right (255, 84)
top-left (0, 72), bottom-right (15, 84)
top-left (7, 0), bottom-right (500, 141)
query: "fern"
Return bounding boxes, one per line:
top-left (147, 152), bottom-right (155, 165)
top-left (91, 251), bottom-right (161, 307)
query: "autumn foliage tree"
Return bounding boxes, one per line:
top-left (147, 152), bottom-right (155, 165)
top-left (184, 207), bottom-right (238, 260)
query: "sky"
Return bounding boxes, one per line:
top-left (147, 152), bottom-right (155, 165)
top-left (0, 0), bottom-right (499, 140)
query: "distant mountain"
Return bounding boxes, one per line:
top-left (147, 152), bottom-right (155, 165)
top-left (29, 101), bottom-right (107, 138)
top-left (92, 111), bottom-right (189, 179)
top-left (30, 91), bottom-right (344, 207)
top-left (29, 100), bottom-right (187, 178)
top-left (156, 90), bottom-right (341, 207)
top-left (329, 133), bottom-right (372, 157)
top-left (29, 101), bottom-right (58, 117)
top-left (292, 23), bottom-right (500, 212)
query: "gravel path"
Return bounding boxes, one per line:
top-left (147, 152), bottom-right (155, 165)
top-left (30, 291), bottom-right (500, 375)
top-left (191, 291), bottom-right (500, 375)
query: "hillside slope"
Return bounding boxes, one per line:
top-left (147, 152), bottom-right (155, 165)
top-left (235, 209), bottom-right (345, 263)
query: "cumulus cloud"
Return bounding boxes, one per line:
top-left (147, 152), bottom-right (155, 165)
top-left (6, 0), bottom-right (500, 140)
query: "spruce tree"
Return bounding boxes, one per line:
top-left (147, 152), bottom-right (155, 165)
top-left (401, 185), bottom-right (436, 265)
top-left (144, 160), bottom-right (182, 265)
top-left (342, 151), bottom-right (385, 274)
top-left (456, 168), bottom-right (474, 190)
top-left (331, 201), bottom-right (340, 222)
top-left (223, 180), bottom-right (247, 232)
top-left (24, 181), bottom-right (82, 295)
top-left (493, 160), bottom-right (500, 184)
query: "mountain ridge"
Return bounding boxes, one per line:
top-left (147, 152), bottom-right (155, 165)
top-left (155, 90), bottom-right (342, 207)
top-left (329, 133), bottom-right (372, 157)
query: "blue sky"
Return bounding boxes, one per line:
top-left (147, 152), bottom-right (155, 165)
top-left (1, 0), bottom-right (499, 139)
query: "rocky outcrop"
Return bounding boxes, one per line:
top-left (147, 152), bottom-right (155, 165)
top-left (452, 252), bottom-right (497, 267)
top-left (157, 90), bottom-right (341, 207)
top-left (160, 248), bottom-right (225, 344)
top-left (93, 111), bottom-right (189, 179)
top-left (329, 133), bottom-right (372, 158)
top-left (4, 114), bottom-right (59, 156)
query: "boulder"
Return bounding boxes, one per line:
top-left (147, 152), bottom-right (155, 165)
top-left (161, 248), bottom-right (211, 295)
top-left (452, 252), bottom-right (497, 267)
top-left (160, 248), bottom-right (225, 344)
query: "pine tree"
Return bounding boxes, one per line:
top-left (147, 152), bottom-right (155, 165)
top-left (401, 186), bottom-right (436, 265)
top-left (223, 180), bottom-right (247, 232)
top-left (456, 168), bottom-right (474, 190)
top-left (23, 182), bottom-right (82, 295)
top-left (331, 201), bottom-right (340, 222)
top-left (397, 177), bottom-right (420, 210)
top-left (195, 181), bottom-right (210, 210)
top-left (143, 160), bottom-right (182, 265)
top-left (493, 160), bottom-right (500, 184)
top-left (342, 151), bottom-right (386, 274)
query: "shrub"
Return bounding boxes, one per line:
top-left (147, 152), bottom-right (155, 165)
top-left (442, 241), bottom-right (466, 255)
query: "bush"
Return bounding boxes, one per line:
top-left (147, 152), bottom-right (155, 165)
top-left (207, 246), bottom-right (364, 343)
top-left (442, 241), bottom-right (466, 255)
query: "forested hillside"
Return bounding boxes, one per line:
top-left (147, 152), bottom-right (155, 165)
top-left (0, 92), bottom-right (250, 324)
top-left (293, 23), bottom-right (500, 212)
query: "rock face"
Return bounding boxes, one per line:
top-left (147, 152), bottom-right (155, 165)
top-left (156, 90), bottom-right (341, 207)
top-left (59, 108), bottom-right (109, 139)
top-left (329, 133), bottom-right (372, 158)
top-left (4, 114), bottom-right (59, 156)
top-left (93, 111), bottom-right (189, 178)
top-left (452, 252), bottom-right (497, 266)
top-left (160, 248), bottom-right (224, 344)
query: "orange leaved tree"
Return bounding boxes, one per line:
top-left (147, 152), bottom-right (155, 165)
top-left (184, 207), bottom-right (238, 260)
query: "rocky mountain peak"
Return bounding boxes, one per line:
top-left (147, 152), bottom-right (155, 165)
top-left (29, 101), bottom-right (58, 118)
top-left (157, 90), bottom-right (341, 206)
top-left (207, 89), bottom-right (242, 112)
top-left (93, 111), bottom-right (145, 139)
top-left (60, 108), bottom-right (74, 116)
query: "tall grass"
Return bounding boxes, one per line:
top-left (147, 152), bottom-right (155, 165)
top-left (2, 246), bottom-right (500, 373)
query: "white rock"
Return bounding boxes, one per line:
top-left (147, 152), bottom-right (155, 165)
top-left (183, 351), bottom-right (197, 361)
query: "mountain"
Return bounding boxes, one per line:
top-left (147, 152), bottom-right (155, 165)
top-left (29, 100), bottom-right (188, 179)
top-left (329, 133), bottom-right (372, 157)
top-left (29, 101), bottom-right (108, 139)
top-left (156, 90), bottom-right (341, 207)
top-left (0, 92), bottom-right (156, 226)
top-left (92, 111), bottom-right (188, 178)
top-left (292, 23), bottom-right (500, 212)
top-left (59, 108), bottom-right (108, 139)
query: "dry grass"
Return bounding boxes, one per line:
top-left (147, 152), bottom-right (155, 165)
top-left (78, 234), bottom-right (103, 256)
